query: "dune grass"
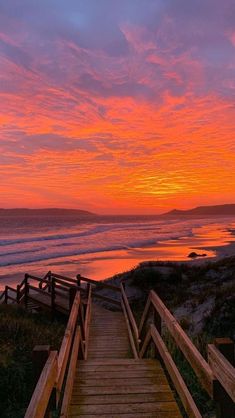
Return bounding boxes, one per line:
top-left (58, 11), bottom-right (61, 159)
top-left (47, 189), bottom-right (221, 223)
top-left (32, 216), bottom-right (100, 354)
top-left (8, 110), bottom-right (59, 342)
top-left (0, 304), bottom-right (65, 418)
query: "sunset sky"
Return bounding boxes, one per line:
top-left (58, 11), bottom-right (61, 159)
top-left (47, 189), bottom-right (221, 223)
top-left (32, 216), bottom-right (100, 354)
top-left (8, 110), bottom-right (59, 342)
top-left (0, 0), bottom-right (235, 214)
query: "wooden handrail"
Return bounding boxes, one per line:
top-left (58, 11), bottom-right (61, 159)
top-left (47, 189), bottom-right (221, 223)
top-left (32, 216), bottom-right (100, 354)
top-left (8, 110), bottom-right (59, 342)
top-left (77, 274), bottom-right (121, 292)
top-left (57, 292), bottom-right (80, 395)
top-left (84, 284), bottom-right (92, 360)
top-left (6, 286), bottom-right (17, 293)
top-left (28, 284), bottom-right (51, 297)
top-left (24, 291), bottom-right (84, 417)
top-left (149, 290), bottom-right (214, 396)
top-left (27, 274), bottom-right (50, 284)
top-left (0, 290), bottom-right (5, 301)
top-left (25, 351), bottom-right (58, 418)
top-left (51, 272), bottom-right (78, 285)
top-left (208, 344), bottom-right (235, 402)
top-left (121, 299), bottom-right (138, 359)
top-left (120, 283), bottom-right (139, 354)
top-left (150, 325), bottom-right (202, 418)
top-left (60, 327), bottom-right (82, 417)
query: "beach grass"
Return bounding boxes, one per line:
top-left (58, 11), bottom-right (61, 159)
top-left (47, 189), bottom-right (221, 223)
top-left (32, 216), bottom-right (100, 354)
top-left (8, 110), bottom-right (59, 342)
top-left (0, 304), bottom-right (65, 418)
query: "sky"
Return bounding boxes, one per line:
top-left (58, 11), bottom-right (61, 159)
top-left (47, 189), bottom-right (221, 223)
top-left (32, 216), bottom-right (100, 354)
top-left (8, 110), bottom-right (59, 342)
top-left (0, 0), bottom-right (235, 214)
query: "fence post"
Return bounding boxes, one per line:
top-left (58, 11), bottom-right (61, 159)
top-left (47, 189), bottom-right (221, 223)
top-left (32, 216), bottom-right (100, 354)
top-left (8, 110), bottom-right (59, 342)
top-left (77, 274), bottom-right (81, 287)
top-left (24, 274), bottom-right (29, 309)
top-left (32, 345), bottom-right (56, 417)
top-left (51, 276), bottom-right (55, 314)
top-left (4, 286), bottom-right (8, 304)
top-left (48, 271), bottom-right (52, 293)
top-left (213, 338), bottom-right (235, 418)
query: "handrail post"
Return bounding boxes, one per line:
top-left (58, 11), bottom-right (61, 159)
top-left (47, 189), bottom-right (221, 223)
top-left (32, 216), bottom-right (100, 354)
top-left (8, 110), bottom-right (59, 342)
top-left (77, 274), bottom-right (81, 287)
top-left (4, 286), bottom-right (8, 304)
top-left (212, 338), bottom-right (235, 418)
top-left (24, 274), bottom-right (29, 309)
top-left (48, 271), bottom-right (52, 293)
top-left (51, 277), bottom-right (55, 314)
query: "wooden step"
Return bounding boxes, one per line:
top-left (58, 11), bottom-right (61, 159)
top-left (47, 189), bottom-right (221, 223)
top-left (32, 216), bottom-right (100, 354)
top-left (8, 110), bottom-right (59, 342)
top-left (68, 302), bottom-right (182, 417)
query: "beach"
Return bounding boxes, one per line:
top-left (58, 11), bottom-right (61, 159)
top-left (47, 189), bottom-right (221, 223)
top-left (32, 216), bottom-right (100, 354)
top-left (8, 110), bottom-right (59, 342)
top-left (1, 214), bottom-right (235, 290)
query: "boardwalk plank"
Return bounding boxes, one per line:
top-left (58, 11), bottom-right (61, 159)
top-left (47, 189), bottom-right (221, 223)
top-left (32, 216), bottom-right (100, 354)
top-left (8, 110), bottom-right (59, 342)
top-left (68, 302), bottom-right (182, 418)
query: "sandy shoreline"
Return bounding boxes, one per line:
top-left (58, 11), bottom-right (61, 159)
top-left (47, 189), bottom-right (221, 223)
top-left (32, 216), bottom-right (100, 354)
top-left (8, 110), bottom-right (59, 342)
top-left (1, 239), bottom-right (235, 291)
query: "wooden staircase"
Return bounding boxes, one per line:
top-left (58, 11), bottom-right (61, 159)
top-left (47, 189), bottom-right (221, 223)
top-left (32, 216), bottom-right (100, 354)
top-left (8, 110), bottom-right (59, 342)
top-left (68, 304), bottom-right (182, 417)
top-left (1, 271), bottom-right (234, 418)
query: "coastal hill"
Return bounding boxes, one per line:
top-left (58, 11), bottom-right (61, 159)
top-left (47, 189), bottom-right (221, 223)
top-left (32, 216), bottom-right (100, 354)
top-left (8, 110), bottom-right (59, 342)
top-left (0, 203), bottom-right (235, 217)
top-left (162, 203), bottom-right (235, 217)
top-left (0, 208), bottom-right (96, 217)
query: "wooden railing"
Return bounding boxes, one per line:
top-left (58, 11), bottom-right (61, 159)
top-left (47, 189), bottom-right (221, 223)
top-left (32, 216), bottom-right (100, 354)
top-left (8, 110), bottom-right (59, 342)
top-left (0, 271), bottom-right (121, 310)
top-left (139, 289), bottom-right (235, 418)
top-left (120, 282), bottom-right (139, 359)
top-left (76, 274), bottom-right (121, 307)
top-left (0, 272), bottom-right (81, 314)
top-left (24, 289), bottom-right (91, 418)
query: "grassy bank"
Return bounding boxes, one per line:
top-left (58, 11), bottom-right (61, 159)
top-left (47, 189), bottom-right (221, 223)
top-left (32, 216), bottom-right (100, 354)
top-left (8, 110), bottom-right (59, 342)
top-left (0, 305), bottom-right (65, 418)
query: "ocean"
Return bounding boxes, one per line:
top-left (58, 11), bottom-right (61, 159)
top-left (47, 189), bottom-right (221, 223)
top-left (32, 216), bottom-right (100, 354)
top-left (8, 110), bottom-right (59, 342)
top-left (0, 214), bottom-right (235, 289)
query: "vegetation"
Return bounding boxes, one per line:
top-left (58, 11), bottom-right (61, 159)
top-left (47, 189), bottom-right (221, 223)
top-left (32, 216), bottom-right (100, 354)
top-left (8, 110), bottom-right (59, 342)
top-left (119, 256), bottom-right (235, 417)
top-left (0, 305), bottom-right (65, 418)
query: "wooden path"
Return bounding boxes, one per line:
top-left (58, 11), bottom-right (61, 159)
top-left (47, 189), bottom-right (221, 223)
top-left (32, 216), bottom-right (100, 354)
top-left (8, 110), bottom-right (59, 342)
top-left (68, 304), bottom-right (182, 417)
top-left (2, 271), bottom-right (234, 418)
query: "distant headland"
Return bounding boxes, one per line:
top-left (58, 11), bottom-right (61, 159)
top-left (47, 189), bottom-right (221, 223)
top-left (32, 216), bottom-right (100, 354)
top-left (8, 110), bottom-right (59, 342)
top-left (0, 208), bottom-right (96, 217)
top-left (0, 203), bottom-right (235, 217)
top-left (162, 203), bottom-right (235, 217)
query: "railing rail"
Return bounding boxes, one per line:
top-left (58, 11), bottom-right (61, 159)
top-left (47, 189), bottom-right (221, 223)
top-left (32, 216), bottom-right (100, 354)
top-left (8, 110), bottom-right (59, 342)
top-left (139, 289), bottom-right (235, 418)
top-left (84, 283), bottom-right (92, 360)
top-left (77, 274), bottom-right (121, 292)
top-left (120, 282), bottom-right (139, 358)
top-left (57, 292), bottom-right (81, 396)
top-left (25, 350), bottom-right (58, 418)
top-left (24, 289), bottom-right (91, 418)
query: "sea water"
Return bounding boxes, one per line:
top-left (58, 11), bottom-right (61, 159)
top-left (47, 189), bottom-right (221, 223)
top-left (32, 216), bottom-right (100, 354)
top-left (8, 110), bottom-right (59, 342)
top-left (0, 214), bottom-right (235, 289)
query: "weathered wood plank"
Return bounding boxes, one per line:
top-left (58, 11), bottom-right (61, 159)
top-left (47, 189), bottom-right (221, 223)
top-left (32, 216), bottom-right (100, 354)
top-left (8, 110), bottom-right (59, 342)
top-left (76, 370), bottom-right (162, 379)
top-left (70, 392), bottom-right (174, 404)
top-left (57, 292), bottom-right (80, 395)
top-left (84, 284), bottom-right (92, 360)
top-left (60, 327), bottom-right (81, 418)
top-left (208, 344), bottom-right (235, 402)
top-left (150, 290), bottom-right (214, 396)
top-left (121, 299), bottom-right (138, 359)
top-left (78, 275), bottom-right (121, 292)
top-left (75, 376), bottom-right (169, 386)
top-left (70, 401), bottom-right (181, 414)
top-left (75, 413), bottom-right (181, 418)
top-left (151, 325), bottom-right (202, 418)
top-left (72, 384), bottom-right (173, 396)
top-left (77, 359), bottom-right (157, 365)
top-left (120, 283), bottom-right (139, 347)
